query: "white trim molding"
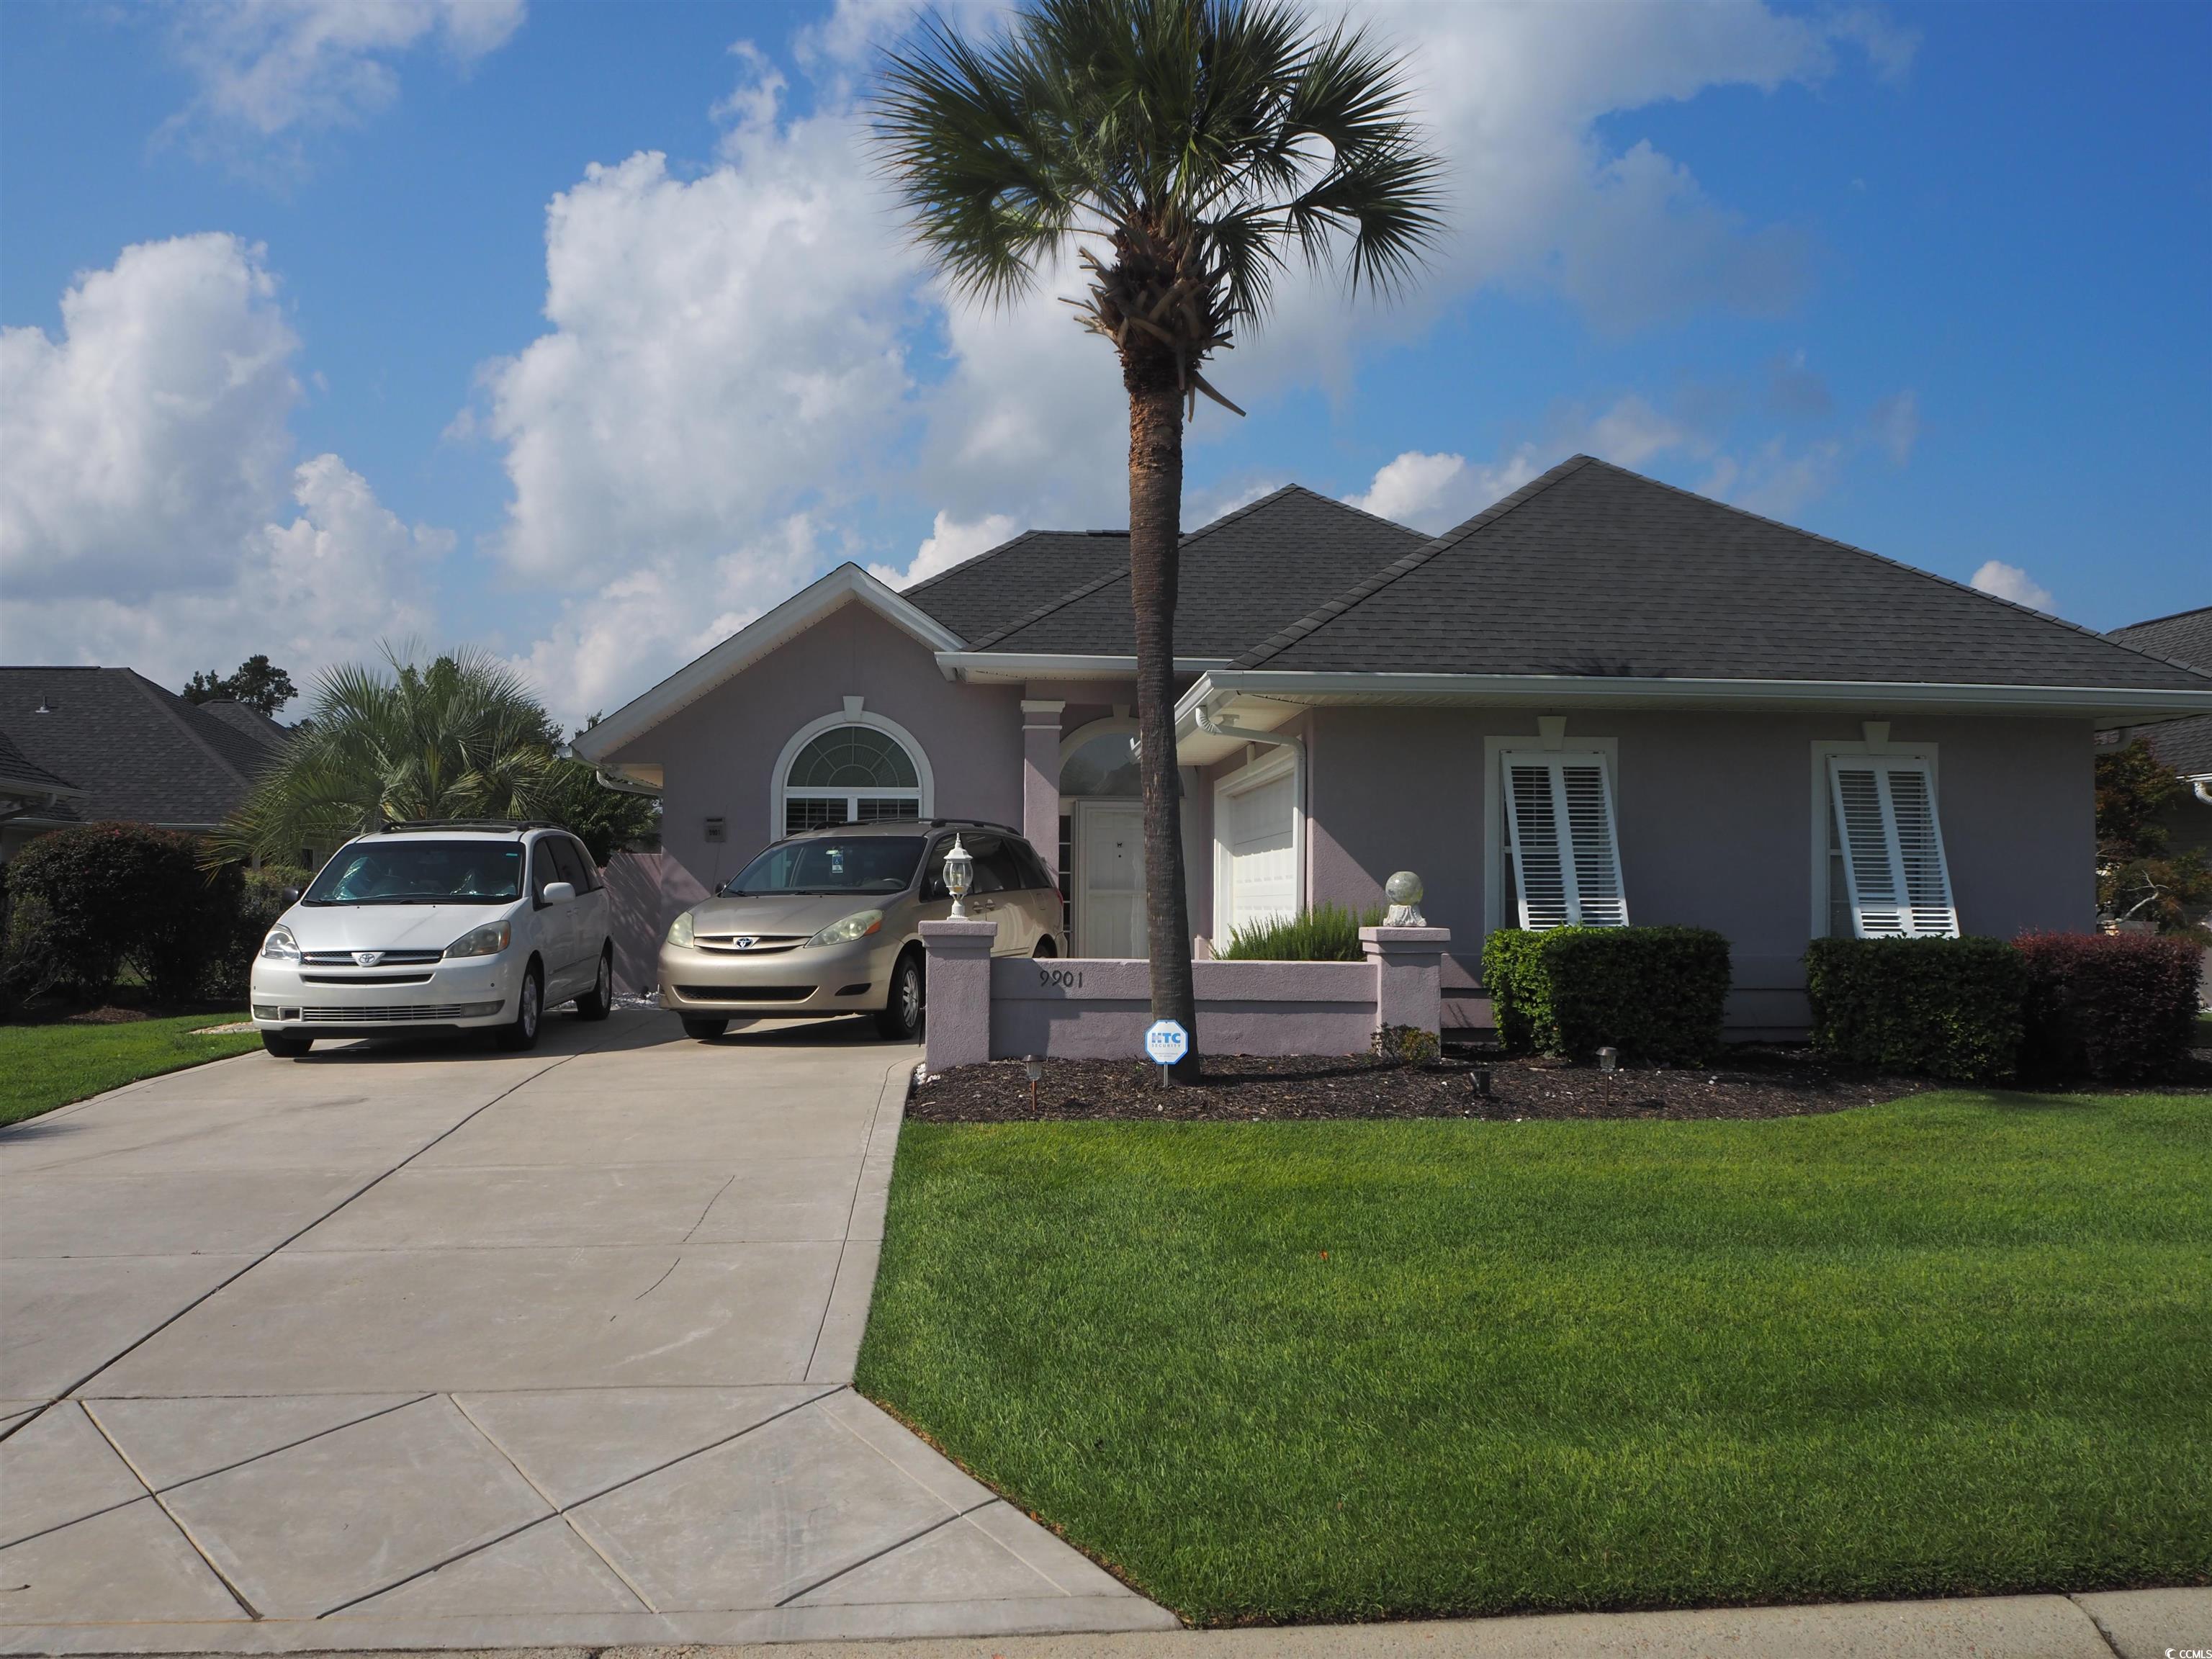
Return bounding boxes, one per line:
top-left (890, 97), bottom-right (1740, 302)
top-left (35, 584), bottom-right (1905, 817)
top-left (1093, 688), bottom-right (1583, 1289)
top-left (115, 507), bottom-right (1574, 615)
top-left (770, 707), bottom-right (936, 841)
top-left (575, 565), bottom-right (966, 764)
top-left (1210, 742), bottom-right (1303, 943)
top-left (939, 651), bottom-right (1235, 683)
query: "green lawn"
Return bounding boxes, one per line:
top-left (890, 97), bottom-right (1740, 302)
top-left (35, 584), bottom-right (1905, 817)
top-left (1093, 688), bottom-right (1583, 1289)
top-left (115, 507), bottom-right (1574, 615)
top-left (0, 1015), bottom-right (260, 1127)
top-left (856, 1094), bottom-right (2212, 1625)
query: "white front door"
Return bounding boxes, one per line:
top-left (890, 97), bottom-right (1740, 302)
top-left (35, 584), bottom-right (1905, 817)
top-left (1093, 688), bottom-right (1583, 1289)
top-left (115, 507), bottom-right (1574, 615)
top-left (1074, 799), bottom-right (1146, 958)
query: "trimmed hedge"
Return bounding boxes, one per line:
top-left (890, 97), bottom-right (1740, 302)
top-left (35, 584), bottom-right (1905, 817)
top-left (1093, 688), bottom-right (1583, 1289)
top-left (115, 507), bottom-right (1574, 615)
top-left (1483, 925), bottom-right (1732, 1065)
top-left (4, 824), bottom-right (248, 1006)
top-left (2017, 930), bottom-right (2202, 1083)
top-left (1804, 937), bottom-right (2028, 1083)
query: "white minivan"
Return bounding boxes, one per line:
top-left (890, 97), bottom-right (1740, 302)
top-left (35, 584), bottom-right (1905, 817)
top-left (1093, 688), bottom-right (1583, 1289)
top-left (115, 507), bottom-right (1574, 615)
top-left (250, 821), bottom-right (614, 1058)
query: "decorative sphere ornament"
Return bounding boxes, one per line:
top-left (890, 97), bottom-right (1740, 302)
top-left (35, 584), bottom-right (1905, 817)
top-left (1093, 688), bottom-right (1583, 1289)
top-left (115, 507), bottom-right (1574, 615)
top-left (1383, 869), bottom-right (1426, 927)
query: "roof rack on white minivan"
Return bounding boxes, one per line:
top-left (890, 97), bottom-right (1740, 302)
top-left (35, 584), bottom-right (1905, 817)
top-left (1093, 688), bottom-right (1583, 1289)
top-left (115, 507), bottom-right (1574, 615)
top-left (379, 819), bottom-right (565, 835)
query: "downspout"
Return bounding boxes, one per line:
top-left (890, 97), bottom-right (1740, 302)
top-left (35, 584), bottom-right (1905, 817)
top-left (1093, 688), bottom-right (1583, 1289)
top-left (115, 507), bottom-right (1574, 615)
top-left (1194, 693), bottom-right (1308, 930)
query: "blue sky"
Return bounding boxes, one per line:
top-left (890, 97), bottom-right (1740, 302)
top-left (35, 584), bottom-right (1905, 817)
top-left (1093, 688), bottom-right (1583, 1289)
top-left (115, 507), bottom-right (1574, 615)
top-left (2, 0), bottom-right (2206, 723)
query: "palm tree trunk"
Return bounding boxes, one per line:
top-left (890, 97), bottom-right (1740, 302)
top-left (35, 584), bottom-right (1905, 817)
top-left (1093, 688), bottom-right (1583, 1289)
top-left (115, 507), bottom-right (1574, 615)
top-left (1125, 366), bottom-right (1200, 1079)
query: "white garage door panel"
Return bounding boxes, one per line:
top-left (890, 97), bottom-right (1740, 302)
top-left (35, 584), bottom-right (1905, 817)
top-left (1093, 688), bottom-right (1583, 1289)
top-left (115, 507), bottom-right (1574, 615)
top-left (1225, 774), bottom-right (1295, 932)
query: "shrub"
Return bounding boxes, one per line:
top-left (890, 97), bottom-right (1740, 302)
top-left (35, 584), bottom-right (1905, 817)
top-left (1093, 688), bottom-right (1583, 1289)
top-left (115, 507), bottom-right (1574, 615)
top-left (1371, 1023), bottom-right (1441, 1067)
top-left (1218, 902), bottom-right (1383, 962)
top-left (1483, 925), bottom-right (1732, 1065)
top-left (2016, 930), bottom-right (2203, 1083)
top-left (1804, 936), bottom-right (2027, 1082)
top-left (4, 824), bottom-right (243, 1005)
top-left (204, 866), bottom-right (313, 1003)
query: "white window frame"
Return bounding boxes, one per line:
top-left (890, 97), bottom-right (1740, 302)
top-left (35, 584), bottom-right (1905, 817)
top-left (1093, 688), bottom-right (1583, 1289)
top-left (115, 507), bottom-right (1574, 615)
top-left (1211, 742), bottom-right (1303, 942)
top-left (770, 704), bottom-right (935, 841)
top-left (1483, 734), bottom-right (1620, 935)
top-left (1809, 739), bottom-right (1953, 939)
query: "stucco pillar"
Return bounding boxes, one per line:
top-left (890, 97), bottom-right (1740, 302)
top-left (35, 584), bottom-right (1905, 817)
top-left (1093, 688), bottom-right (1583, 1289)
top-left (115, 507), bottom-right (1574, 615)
top-left (1362, 926), bottom-right (1452, 1035)
top-left (1020, 699), bottom-right (1066, 880)
top-left (921, 920), bottom-right (997, 1073)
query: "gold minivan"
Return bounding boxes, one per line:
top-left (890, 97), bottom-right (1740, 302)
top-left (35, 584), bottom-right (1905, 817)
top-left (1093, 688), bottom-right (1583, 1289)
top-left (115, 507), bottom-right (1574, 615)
top-left (658, 819), bottom-right (1065, 1040)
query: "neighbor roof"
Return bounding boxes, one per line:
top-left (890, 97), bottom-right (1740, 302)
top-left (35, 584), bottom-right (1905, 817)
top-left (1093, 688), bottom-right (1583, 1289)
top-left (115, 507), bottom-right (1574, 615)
top-left (1235, 455), bottom-right (2212, 693)
top-left (2106, 606), bottom-right (2212, 778)
top-left (0, 667), bottom-right (286, 828)
top-left (904, 530), bottom-right (1132, 642)
top-left (0, 727), bottom-right (81, 807)
top-left (963, 486), bottom-right (1429, 660)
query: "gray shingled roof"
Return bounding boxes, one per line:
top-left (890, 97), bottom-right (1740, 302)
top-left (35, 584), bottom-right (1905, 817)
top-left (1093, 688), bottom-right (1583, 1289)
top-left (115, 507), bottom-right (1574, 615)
top-left (1236, 455), bottom-right (2212, 692)
top-left (2108, 606), bottom-right (2212, 775)
top-left (0, 667), bottom-right (284, 827)
top-left (0, 727), bottom-right (79, 802)
top-left (963, 486), bottom-right (1429, 659)
top-left (904, 530), bottom-right (1130, 643)
top-left (193, 698), bottom-right (294, 756)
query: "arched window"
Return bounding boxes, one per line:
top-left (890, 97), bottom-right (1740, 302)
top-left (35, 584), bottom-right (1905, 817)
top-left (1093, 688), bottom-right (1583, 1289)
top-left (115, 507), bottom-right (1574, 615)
top-left (774, 716), bottom-right (930, 837)
top-left (1059, 723), bottom-right (1141, 798)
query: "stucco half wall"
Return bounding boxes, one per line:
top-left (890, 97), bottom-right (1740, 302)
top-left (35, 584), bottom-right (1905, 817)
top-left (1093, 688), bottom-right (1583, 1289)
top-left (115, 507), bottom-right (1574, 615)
top-left (600, 598), bottom-right (1026, 894)
top-left (1257, 706), bottom-right (2096, 1038)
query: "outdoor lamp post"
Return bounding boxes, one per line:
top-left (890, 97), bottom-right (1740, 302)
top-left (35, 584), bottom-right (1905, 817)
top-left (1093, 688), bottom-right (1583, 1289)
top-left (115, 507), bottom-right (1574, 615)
top-left (943, 834), bottom-right (974, 919)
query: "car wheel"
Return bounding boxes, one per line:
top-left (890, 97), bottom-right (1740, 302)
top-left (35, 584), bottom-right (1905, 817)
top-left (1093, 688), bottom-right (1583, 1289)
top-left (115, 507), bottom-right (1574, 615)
top-left (261, 1032), bottom-right (313, 1058)
top-left (681, 1015), bottom-right (729, 1040)
top-left (876, 949), bottom-right (925, 1041)
top-left (575, 946), bottom-right (614, 1021)
top-left (1032, 933), bottom-right (1058, 958)
top-left (495, 963), bottom-right (544, 1051)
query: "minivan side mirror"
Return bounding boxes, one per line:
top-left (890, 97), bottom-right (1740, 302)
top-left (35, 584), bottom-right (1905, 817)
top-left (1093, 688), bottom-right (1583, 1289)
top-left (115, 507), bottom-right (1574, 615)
top-left (542, 881), bottom-right (577, 907)
top-left (279, 886), bottom-right (302, 907)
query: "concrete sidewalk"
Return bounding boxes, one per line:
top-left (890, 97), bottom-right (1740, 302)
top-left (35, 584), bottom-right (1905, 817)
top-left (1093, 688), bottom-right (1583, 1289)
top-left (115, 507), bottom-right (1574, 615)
top-left (0, 1010), bottom-right (1174, 1653)
top-left (276, 1587), bottom-right (2212, 1658)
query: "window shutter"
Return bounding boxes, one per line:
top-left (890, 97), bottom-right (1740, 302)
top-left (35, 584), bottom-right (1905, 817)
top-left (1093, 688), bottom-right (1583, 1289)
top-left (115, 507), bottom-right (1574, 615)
top-left (1827, 757), bottom-right (1957, 938)
top-left (1502, 753), bottom-right (1628, 930)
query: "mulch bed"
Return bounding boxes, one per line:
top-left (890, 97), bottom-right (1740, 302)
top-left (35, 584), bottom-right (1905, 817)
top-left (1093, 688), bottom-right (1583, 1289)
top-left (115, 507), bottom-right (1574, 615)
top-left (909, 1046), bottom-right (1930, 1123)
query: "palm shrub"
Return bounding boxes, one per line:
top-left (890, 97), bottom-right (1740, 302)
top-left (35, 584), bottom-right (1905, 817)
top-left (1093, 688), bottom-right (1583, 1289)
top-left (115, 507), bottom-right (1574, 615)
top-left (213, 647), bottom-right (562, 868)
top-left (1218, 902), bottom-right (1382, 961)
top-left (872, 0), bottom-right (1443, 1074)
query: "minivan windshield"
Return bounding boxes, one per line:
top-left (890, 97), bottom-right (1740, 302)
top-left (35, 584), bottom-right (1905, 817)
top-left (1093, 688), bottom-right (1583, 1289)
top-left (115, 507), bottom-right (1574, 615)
top-left (723, 836), bottom-right (925, 896)
top-left (303, 841), bottom-right (524, 905)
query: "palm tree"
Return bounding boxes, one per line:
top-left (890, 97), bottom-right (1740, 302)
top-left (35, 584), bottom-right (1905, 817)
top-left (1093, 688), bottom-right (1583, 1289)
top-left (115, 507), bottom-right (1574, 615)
top-left (872, 0), bottom-right (1444, 1074)
top-left (213, 645), bottom-right (561, 868)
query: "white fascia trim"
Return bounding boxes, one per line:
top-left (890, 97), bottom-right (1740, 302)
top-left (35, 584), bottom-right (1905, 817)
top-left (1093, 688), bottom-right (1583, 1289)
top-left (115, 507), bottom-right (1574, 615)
top-left (573, 565), bottom-right (966, 763)
top-left (937, 652), bottom-right (1235, 682)
top-left (1184, 670), bottom-right (2212, 720)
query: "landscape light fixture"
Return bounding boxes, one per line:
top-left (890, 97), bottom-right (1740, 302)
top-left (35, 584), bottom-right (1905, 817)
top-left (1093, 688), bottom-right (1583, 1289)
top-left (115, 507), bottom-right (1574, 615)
top-left (943, 835), bottom-right (974, 919)
top-left (1025, 1055), bottom-right (1043, 1110)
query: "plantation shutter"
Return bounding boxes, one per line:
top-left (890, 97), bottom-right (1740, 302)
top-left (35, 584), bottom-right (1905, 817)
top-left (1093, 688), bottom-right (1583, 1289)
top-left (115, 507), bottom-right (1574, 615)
top-left (1501, 752), bottom-right (1628, 930)
top-left (1826, 756), bottom-right (1957, 938)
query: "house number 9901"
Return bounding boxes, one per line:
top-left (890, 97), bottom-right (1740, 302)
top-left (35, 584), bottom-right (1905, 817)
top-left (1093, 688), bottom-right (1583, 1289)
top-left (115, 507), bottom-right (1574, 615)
top-left (1038, 968), bottom-right (1084, 989)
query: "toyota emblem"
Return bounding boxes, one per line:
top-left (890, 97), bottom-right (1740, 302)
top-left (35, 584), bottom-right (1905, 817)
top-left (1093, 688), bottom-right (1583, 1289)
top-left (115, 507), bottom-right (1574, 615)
top-left (732, 936), bottom-right (757, 950)
top-left (354, 950), bottom-right (385, 967)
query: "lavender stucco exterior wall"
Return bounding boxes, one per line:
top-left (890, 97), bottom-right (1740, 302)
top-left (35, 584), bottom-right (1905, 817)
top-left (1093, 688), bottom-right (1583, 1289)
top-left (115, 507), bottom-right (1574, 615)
top-left (1299, 707), bottom-right (2097, 1035)
top-left (601, 600), bottom-right (1026, 894)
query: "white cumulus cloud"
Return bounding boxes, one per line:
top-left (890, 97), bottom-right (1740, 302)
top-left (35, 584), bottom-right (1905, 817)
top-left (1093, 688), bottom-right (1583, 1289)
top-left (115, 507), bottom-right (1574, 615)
top-left (1970, 559), bottom-right (2056, 614)
top-left (868, 511), bottom-right (1022, 591)
top-left (167, 0), bottom-right (525, 138)
top-left (0, 235), bottom-right (446, 688)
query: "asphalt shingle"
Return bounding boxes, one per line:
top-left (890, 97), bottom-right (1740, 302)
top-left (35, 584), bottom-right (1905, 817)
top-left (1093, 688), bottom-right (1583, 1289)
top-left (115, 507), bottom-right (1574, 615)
top-left (902, 531), bottom-right (1132, 643)
top-left (1236, 456), bottom-right (2212, 692)
top-left (2107, 606), bottom-right (2212, 775)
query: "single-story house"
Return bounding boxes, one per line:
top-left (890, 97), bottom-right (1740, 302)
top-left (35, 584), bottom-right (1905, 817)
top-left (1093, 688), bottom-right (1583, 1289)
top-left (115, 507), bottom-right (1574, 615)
top-left (574, 455), bottom-right (2212, 1035)
top-left (0, 667), bottom-right (292, 865)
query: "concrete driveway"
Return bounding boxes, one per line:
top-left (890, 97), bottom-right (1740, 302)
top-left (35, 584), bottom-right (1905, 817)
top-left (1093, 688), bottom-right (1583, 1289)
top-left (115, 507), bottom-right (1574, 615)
top-left (0, 1010), bottom-right (1174, 1651)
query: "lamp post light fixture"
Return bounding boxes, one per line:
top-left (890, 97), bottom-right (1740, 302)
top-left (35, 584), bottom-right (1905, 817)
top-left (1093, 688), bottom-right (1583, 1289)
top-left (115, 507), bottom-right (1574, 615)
top-left (1597, 1046), bottom-right (1618, 1073)
top-left (943, 834), bottom-right (974, 919)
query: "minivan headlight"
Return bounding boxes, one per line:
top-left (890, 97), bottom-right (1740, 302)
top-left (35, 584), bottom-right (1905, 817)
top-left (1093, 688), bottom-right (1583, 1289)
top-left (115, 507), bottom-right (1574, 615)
top-left (260, 924), bottom-right (302, 963)
top-left (807, 909), bottom-right (884, 948)
top-left (445, 920), bottom-right (512, 959)
top-left (666, 909), bottom-right (696, 948)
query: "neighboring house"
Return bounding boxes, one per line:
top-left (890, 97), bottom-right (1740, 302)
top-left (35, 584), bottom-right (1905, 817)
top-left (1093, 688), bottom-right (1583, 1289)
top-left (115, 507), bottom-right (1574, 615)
top-left (2100, 606), bottom-right (2212, 871)
top-left (575, 456), bottom-right (2212, 1035)
top-left (0, 667), bottom-right (292, 864)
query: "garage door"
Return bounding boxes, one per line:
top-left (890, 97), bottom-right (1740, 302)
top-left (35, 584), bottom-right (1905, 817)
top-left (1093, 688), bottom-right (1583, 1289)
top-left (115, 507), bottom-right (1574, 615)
top-left (1221, 772), bottom-right (1295, 936)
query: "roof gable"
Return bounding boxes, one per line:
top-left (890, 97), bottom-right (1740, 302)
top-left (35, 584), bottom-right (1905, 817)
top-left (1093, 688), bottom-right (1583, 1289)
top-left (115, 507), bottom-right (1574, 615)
top-left (1236, 457), bottom-right (2212, 693)
top-left (573, 563), bottom-right (964, 762)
